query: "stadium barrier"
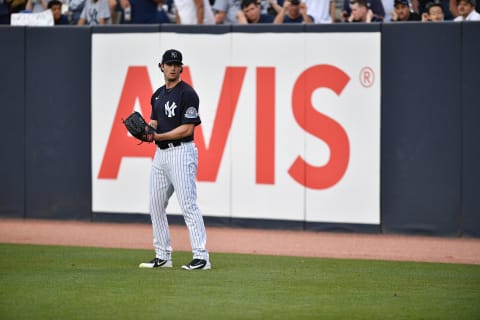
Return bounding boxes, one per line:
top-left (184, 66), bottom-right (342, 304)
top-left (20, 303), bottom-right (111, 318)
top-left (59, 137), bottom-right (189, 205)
top-left (0, 22), bottom-right (478, 237)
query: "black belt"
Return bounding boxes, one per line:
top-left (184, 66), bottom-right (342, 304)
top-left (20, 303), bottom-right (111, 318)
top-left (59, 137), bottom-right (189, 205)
top-left (158, 140), bottom-right (186, 150)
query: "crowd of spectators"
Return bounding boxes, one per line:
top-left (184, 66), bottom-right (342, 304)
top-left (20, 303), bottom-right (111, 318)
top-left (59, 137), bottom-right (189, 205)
top-left (0, 0), bottom-right (479, 25)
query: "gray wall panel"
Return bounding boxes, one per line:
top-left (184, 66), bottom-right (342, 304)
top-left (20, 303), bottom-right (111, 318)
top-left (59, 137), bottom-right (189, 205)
top-left (461, 22), bottom-right (480, 237)
top-left (0, 27), bottom-right (26, 218)
top-left (381, 23), bottom-right (463, 236)
top-left (24, 27), bottom-right (91, 220)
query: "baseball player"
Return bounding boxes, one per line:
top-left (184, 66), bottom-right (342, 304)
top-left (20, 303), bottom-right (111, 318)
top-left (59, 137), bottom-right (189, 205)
top-left (139, 49), bottom-right (210, 271)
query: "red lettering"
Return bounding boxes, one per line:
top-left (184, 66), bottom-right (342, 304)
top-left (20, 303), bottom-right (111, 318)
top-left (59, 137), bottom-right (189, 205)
top-left (98, 66), bottom-right (247, 181)
top-left (98, 66), bottom-right (155, 179)
top-left (195, 67), bottom-right (247, 181)
top-left (99, 64), bottom-right (349, 188)
top-left (256, 67), bottom-right (275, 184)
top-left (288, 65), bottom-right (350, 189)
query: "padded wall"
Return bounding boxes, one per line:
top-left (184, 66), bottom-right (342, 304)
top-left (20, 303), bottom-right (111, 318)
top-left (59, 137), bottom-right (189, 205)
top-left (0, 27), bottom-right (26, 218)
top-left (381, 23), bottom-right (462, 236)
top-left (461, 22), bottom-right (480, 237)
top-left (24, 27), bottom-right (92, 220)
top-left (0, 23), bottom-right (479, 236)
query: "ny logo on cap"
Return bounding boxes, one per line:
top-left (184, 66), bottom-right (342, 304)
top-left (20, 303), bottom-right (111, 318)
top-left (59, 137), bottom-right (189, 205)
top-left (162, 49), bottom-right (183, 65)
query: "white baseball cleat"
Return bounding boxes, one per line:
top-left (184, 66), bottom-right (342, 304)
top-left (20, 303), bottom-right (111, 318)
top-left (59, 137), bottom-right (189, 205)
top-left (139, 258), bottom-right (172, 268)
top-left (181, 259), bottom-right (211, 270)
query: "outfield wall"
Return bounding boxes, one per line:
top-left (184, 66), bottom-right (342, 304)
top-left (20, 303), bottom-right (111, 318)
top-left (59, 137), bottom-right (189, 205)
top-left (0, 23), bottom-right (479, 237)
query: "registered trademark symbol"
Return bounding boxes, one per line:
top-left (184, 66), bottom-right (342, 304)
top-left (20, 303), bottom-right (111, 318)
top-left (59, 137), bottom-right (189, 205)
top-left (359, 67), bottom-right (375, 88)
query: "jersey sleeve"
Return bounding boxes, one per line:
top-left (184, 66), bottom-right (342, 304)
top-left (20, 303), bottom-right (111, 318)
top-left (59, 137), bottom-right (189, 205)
top-left (181, 88), bottom-right (201, 126)
top-left (150, 88), bottom-right (160, 121)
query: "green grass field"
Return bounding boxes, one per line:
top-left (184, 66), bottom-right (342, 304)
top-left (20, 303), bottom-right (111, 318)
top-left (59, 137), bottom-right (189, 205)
top-left (0, 243), bottom-right (479, 320)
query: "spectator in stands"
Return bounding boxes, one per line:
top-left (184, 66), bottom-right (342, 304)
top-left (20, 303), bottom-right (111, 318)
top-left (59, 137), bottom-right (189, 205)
top-left (273, 0), bottom-right (314, 23)
top-left (342, 0), bottom-right (385, 21)
top-left (78, 0), bottom-right (111, 24)
top-left (109, 0), bottom-right (123, 23)
top-left (119, 0), bottom-right (171, 23)
top-left (8, 0), bottom-right (28, 13)
top-left (237, 0), bottom-right (274, 23)
top-left (213, 0), bottom-right (241, 23)
top-left (48, 0), bottom-right (70, 23)
top-left (421, 0), bottom-right (445, 20)
top-left (175, 0), bottom-right (215, 24)
top-left (257, 0), bottom-right (278, 16)
top-left (256, 0), bottom-right (270, 15)
top-left (68, 0), bottom-right (86, 24)
top-left (347, 0), bottom-right (382, 21)
top-left (304, 0), bottom-right (334, 23)
top-left (165, 0), bottom-right (176, 21)
top-left (418, 0), bottom-right (452, 19)
top-left (391, 0), bottom-right (421, 20)
top-left (265, 0), bottom-right (283, 16)
top-left (25, 0), bottom-right (48, 12)
top-left (114, 0), bottom-right (124, 23)
top-left (453, 0), bottom-right (480, 20)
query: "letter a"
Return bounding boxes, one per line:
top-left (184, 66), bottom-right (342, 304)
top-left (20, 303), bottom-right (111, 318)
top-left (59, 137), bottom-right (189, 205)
top-left (98, 66), bottom-right (155, 179)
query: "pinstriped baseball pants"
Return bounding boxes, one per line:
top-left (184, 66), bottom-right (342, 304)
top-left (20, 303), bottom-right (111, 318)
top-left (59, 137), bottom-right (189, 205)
top-left (149, 142), bottom-right (209, 261)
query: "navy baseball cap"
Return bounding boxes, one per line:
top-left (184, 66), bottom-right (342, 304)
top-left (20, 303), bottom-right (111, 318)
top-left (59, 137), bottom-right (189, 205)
top-left (161, 49), bottom-right (183, 65)
top-left (394, 0), bottom-right (409, 5)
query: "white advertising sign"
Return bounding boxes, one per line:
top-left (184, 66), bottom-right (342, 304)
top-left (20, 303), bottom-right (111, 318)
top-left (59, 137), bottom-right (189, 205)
top-left (11, 10), bottom-right (54, 26)
top-left (91, 32), bottom-right (380, 225)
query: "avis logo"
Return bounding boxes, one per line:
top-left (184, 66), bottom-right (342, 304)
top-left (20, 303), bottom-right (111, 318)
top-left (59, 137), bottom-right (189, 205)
top-left (164, 101), bottom-right (177, 117)
top-left (98, 64), bottom-right (350, 190)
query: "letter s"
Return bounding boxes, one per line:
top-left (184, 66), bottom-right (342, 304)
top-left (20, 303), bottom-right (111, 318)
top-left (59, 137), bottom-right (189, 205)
top-left (288, 65), bottom-right (350, 189)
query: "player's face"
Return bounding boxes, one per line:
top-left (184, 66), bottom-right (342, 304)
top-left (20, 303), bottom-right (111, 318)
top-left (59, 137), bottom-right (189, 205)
top-left (162, 63), bottom-right (182, 82)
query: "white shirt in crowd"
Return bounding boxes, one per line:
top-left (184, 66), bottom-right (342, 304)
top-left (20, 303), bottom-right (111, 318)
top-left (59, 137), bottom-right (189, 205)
top-left (79, 0), bottom-right (110, 24)
top-left (382, 0), bottom-right (394, 21)
top-left (175, 0), bottom-right (215, 24)
top-left (453, 9), bottom-right (480, 20)
top-left (305, 0), bottom-right (333, 23)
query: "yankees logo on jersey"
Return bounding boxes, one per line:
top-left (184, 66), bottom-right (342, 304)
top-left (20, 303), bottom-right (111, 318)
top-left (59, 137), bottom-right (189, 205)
top-left (164, 101), bottom-right (177, 118)
top-left (150, 81), bottom-right (201, 135)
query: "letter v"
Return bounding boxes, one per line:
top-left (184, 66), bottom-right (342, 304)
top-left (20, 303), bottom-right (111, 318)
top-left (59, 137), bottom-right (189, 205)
top-left (183, 67), bottom-right (247, 182)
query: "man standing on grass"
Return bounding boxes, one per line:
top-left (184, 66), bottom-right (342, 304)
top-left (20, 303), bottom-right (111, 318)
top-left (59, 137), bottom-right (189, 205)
top-left (138, 49), bottom-right (211, 271)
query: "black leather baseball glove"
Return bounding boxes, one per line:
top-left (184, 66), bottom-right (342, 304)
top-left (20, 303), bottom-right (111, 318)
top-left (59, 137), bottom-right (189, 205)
top-left (123, 112), bottom-right (156, 144)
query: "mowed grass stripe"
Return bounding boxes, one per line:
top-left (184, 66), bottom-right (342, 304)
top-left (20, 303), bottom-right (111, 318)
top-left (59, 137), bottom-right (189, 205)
top-left (0, 243), bottom-right (479, 320)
